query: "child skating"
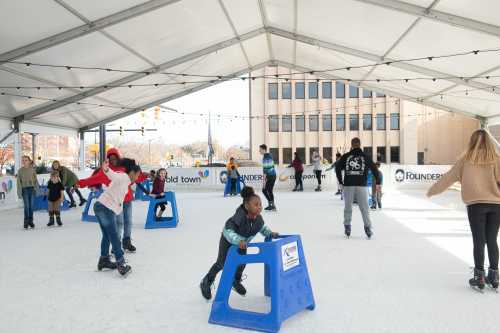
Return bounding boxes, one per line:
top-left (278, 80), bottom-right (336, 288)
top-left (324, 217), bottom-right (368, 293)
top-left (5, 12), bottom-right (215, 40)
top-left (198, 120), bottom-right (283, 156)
top-left (46, 171), bottom-right (65, 226)
top-left (17, 155), bottom-right (39, 229)
top-left (151, 168), bottom-right (168, 219)
top-left (200, 186), bottom-right (279, 300)
top-left (87, 158), bottom-right (141, 276)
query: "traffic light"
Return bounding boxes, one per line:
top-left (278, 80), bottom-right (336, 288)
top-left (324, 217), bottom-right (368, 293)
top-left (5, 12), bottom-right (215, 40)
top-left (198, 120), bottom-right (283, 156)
top-left (154, 106), bottom-right (161, 120)
top-left (119, 126), bottom-right (123, 136)
top-left (141, 126), bottom-right (145, 136)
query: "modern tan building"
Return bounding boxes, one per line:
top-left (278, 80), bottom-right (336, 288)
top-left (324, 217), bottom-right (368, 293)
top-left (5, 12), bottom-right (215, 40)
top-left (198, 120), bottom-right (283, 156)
top-left (249, 66), bottom-right (479, 166)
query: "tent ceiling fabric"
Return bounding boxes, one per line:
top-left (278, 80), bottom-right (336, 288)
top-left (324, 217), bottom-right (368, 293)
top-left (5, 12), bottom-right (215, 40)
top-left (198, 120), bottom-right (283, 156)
top-left (1, 0), bottom-right (500, 131)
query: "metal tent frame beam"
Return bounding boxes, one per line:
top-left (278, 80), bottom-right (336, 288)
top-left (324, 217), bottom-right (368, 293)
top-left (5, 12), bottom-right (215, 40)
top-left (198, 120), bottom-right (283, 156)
top-left (266, 26), bottom-right (500, 98)
top-left (274, 60), bottom-right (485, 121)
top-left (0, 0), bottom-right (182, 63)
top-left (353, 0), bottom-right (500, 38)
top-left (16, 27), bottom-right (266, 122)
top-left (79, 61), bottom-right (271, 131)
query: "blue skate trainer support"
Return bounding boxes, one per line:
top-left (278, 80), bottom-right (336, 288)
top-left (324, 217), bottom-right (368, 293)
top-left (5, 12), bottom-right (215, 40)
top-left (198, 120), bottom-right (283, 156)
top-left (135, 179), bottom-right (151, 201)
top-left (81, 190), bottom-right (102, 222)
top-left (223, 177), bottom-right (245, 197)
top-left (209, 235), bottom-right (315, 333)
top-left (144, 191), bottom-right (179, 229)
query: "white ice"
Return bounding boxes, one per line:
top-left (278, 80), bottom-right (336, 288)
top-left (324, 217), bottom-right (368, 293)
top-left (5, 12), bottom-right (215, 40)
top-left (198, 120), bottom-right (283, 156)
top-left (0, 188), bottom-right (499, 333)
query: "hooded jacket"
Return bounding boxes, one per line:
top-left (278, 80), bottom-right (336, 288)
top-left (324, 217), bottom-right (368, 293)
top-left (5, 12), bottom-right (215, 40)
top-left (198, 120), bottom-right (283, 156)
top-left (222, 205), bottom-right (272, 245)
top-left (78, 148), bottom-right (147, 203)
top-left (336, 148), bottom-right (380, 187)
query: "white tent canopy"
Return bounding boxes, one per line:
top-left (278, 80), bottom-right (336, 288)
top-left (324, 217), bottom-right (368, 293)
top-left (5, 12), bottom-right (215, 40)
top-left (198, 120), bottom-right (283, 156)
top-left (1, 0), bottom-right (500, 132)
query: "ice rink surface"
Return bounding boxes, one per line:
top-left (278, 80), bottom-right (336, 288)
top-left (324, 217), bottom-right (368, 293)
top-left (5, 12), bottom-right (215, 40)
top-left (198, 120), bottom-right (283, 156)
top-left (0, 188), bottom-right (499, 333)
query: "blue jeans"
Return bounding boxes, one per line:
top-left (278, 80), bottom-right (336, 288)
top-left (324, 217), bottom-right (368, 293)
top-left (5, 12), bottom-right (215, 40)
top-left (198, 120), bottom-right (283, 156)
top-left (94, 202), bottom-right (124, 263)
top-left (21, 187), bottom-right (35, 221)
top-left (116, 201), bottom-right (132, 240)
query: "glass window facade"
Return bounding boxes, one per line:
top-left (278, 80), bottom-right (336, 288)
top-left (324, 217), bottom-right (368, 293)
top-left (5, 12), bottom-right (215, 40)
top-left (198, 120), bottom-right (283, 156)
top-left (322, 114), bottom-right (332, 131)
top-left (349, 85), bottom-right (359, 98)
top-left (390, 113), bottom-right (400, 130)
top-left (295, 115), bottom-right (305, 131)
top-left (295, 82), bottom-right (305, 99)
top-left (309, 82), bottom-right (318, 99)
top-left (268, 83), bottom-right (278, 100)
top-left (336, 81), bottom-right (345, 98)
top-left (376, 114), bottom-right (386, 130)
top-left (349, 114), bottom-right (359, 131)
top-left (269, 115), bottom-right (279, 132)
top-left (363, 114), bottom-right (372, 130)
top-left (322, 82), bottom-right (332, 99)
top-left (309, 115), bottom-right (319, 131)
top-left (336, 114), bottom-right (345, 131)
top-left (282, 115), bottom-right (292, 132)
top-left (282, 82), bottom-right (291, 99)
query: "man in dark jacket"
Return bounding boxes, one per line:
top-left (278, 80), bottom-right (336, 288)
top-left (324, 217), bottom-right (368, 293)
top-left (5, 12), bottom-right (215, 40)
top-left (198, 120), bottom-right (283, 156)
top-left (336, 138), bottom-right (380, 239)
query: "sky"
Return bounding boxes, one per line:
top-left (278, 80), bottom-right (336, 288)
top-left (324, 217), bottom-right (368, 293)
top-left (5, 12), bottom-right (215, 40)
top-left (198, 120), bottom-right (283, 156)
top-left (106, 79), bottom-right (250, 148)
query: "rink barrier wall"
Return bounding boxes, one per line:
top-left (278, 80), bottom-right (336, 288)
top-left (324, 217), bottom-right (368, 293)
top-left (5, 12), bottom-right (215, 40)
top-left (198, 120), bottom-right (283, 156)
top-left (0, 165), bottom-right (453, 211)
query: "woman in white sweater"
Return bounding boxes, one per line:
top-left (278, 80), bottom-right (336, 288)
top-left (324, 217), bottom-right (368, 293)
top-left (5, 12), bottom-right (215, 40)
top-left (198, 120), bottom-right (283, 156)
top-left (91, 158), bottom-right (141, 276)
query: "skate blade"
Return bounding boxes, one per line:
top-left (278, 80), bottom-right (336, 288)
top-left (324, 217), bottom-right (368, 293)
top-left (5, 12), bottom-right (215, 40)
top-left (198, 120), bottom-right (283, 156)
top-left (470, 285), bottom-right (485, 293)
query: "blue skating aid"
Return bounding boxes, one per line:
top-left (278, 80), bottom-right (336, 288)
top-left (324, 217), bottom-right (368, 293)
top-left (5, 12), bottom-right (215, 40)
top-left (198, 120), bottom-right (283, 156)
top-left (81, 190), bottom-right (102, 222)
top-left (144, 191), bottom-right (179, 229)
top-left (209, 234), bottom-right (315, 333)
top-left (135, 179), bottom-right (151, 201)
top-left (34, 185), bottom-right (71, 212)
top-left (223, 177), bottom-right (245, 197)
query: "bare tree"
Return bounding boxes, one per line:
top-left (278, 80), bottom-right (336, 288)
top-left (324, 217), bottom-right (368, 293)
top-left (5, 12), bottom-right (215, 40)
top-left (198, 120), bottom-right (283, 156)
top-left (0, 144), bottom-right (14, 175)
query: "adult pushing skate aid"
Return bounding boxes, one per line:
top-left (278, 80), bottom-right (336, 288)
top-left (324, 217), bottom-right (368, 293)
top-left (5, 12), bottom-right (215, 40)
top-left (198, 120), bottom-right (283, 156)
top-left (81, 189), bottom-right (102, 222)
top-left (144, 191), bottom-right (179, 229)
top-left (209, 235), bottom-right (315, 333)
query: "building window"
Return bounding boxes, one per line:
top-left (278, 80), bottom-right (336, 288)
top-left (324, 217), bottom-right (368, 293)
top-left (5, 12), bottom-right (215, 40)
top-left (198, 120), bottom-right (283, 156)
top-left (295, 82), bottom-right (305, 99)
top-left (390, 113), bottom-right (400, 130)
top-left (363, 89), bottom-right (372, 98)
top-left (309, 82), bottom-right (318, 99)
top-left (376, 114), bottom-right (386, 130)
top-left (377, 147), bottom-right (386, 163)
top-left (282, 82), bottom-right (291, 99)
top-left (376, 92), bottom-right (386, 98)
top-left (296, 147), bottom-right (305, 162)
top-left (336, 114), bottom-right (345, 131)
top-left (336, 81), bottom-right (345, 98)
top-left (364, 147), bottom-right (373, 160)
top-left (349, 85), bottom-right (359, 98)
top-left (309, 115), bottom-right (319, 131)
top-left (283, 148), bottom-right (293, 165)
top-left (268, 83), bottom-right (278, 100)
top-left (295, 115), bottom-right (305, 131)
top-left (309, 147), bottom-right (319, 164)
top-left (323, 147), bottom-right (333, 164)
top-left (269, 115), bottom-right (279, 132)
top-left (349, 114), bottom-right (359, 131)
top-left (322, 82), bottom-right (332, 99)
top-left (391, 146), bottom-right (400, 163)
top-left (269, 148), bottom-right (279, 163)
top-left (282, 115), bottom-right (292, 132)
top-left (322, 114), bottom-right (332, 131)
top-left (418, 152), bottom-right (425, 165)
top-left (363, 114), bottom-right (372, 130)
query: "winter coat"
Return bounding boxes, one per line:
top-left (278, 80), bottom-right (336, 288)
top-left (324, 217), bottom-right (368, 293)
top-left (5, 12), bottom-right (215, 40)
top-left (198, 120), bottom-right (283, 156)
top-left (290, 158), bottom-right (304, 172)
top-left (222, 205), bottom-right (272, 245)
top-left (16, 166), bottom-right (39, 198)
top-left (336, 148), bottom-right (379, 187)
top-left (59, 166), bottom-right (79, 187)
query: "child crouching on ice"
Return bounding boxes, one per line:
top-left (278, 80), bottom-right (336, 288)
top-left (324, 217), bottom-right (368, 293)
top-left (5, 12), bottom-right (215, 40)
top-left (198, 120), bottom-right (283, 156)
top-left (200, 186), bottom-right (279, 300)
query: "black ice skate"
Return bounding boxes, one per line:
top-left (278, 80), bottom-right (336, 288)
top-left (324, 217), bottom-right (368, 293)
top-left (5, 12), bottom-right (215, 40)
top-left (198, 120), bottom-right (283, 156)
top-left (123, 237), bottom-right (136, 253)
top-left (314, 186), bottom-right (321, 192)
top-left (364, 226), bottom-right (373, 239)
top-left (47, 213), bottom-right (55, 227)
top-left (200, 275), bottom-right (213, 300)
top-left (28, 218), bottom-right (35, 229)
top-left (264, 203), bottom-right (277, 211)
top-left (232, 280), bottom-right (247, 296)
top-left (97, 256), bottom-right (118, 271)
top-left (56, 213), bottom-right (62, 226)
top-left (117, 261), bottom-right (132, 277)
top-left (486, 269), bottom-right (499, 291)
top-left (23, 219), bottom-right (29, 229)
top-left (344, 225), bottom-right (351, 238)
top-left (469, 268), bottom-right (486, 292)
top-left (79, 199), bottom-right (87, 207)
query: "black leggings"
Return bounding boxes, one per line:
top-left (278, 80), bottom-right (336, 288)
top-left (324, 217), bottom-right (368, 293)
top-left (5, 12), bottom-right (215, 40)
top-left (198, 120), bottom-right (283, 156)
top-left (66, 186), bottom-right (84, 204)
top-left (262, 175), bottom-right (276, 204)
top-left (207, 234), bottom-right (246, 283)
top-left (467, 204), bottom-right (500, 270)
top-left (314, 170), bottom-right (322, 185)
top-left (295, 171), bottom-right (303, 188)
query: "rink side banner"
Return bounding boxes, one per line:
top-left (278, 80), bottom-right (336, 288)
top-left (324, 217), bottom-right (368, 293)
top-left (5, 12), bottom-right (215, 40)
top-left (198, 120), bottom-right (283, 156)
top-left (0, 176), bottom-right (17, 209)
top-left (388, 165), bottom-right (452, 189)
